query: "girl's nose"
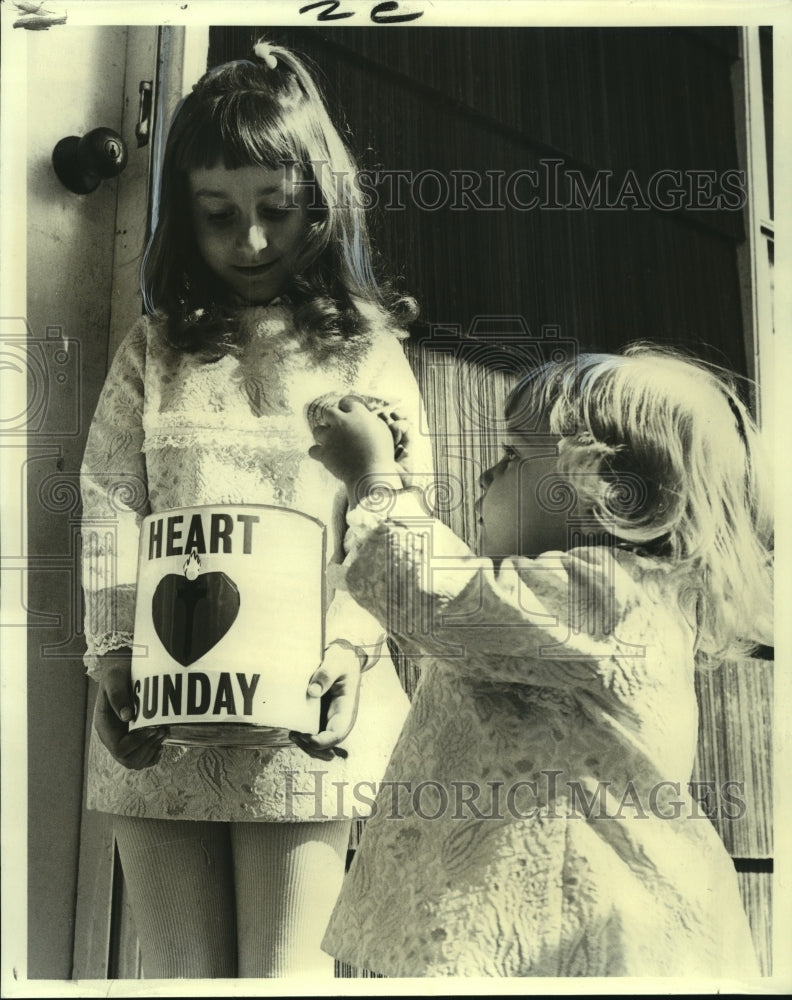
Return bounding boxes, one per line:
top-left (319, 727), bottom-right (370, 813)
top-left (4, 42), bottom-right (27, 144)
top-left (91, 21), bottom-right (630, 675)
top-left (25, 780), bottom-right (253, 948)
top-left (240, 223), bottom-right (268, 253)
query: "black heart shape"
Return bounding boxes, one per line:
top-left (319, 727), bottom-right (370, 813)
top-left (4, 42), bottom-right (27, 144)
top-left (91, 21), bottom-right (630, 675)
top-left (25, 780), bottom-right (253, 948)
top-left (151, 572), bottom-right (240, 666)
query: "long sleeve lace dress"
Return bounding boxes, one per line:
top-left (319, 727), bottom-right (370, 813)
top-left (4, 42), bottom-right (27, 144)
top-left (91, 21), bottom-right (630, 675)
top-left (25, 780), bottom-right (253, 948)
top-left (321, 493), bottom-right (760, 978)
top-left (80, 301), bottom-right (432, 822)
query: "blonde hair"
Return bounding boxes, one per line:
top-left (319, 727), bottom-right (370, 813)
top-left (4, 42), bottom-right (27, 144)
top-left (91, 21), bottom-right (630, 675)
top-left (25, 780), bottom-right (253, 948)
top-left (506, 344), bottom-right (773, 659)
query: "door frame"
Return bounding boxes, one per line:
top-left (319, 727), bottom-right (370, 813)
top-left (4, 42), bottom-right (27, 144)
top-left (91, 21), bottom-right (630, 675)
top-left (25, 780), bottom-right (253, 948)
top-left (71, 24), bottom-right (209, 979)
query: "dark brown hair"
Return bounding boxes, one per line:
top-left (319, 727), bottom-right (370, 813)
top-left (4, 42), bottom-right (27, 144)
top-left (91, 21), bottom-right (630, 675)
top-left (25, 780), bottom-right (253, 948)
top-left (141, 41), bottom-right (415, 354)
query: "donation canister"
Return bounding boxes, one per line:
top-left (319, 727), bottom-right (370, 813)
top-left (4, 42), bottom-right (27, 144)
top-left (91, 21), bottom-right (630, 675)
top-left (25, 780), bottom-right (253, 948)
top-left (130, 504), bottom-right (325, 746)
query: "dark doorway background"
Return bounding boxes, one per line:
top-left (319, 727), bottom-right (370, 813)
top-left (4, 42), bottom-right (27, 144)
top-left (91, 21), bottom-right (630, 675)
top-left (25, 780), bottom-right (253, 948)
top-left (210, 26), bottom-right (751, 372)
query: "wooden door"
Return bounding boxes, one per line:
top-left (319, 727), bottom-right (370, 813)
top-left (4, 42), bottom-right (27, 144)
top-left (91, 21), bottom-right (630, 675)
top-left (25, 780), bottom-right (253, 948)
top-left (19, 21), bottom-right (160, 980)
top-left (69, 25), bottom-right (209, 979)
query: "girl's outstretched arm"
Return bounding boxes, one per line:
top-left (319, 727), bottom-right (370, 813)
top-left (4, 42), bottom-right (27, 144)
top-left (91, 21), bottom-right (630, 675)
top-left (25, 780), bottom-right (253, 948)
top-left (311, 323), bottom-right (437, 670)
top-left (346, 498), bottom-right (664, 696)
top-left (311, 406), bottom-right (659, 695)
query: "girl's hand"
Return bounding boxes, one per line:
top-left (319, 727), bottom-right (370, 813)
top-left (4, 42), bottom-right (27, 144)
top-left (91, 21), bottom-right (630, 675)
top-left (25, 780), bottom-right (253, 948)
top-left (308, 396), bottom-right (405, 503)
top-left (93, 651), bottom-right (167, 770)
top-left (383, 409), bottom-right (413, 473)
top-left (289, 642), bottom-right (362, 762)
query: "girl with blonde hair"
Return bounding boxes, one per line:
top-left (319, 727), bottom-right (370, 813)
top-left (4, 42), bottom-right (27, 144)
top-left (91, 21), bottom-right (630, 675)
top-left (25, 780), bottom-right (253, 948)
top-left (310, 344), bottom-right (771, 977)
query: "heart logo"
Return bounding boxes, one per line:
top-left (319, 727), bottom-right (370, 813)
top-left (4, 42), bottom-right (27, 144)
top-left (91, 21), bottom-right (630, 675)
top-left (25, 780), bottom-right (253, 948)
top-left (151, 572), bottom-right (240, 666)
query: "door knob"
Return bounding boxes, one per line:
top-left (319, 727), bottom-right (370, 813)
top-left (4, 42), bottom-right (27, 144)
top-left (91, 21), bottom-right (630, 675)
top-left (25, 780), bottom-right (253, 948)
top-left (52, 127), bottom-right (128, 195)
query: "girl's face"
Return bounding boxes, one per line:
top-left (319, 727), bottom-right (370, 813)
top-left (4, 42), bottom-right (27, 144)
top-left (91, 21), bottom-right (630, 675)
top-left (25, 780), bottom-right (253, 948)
top-left (188, 163), bottom-right (310, 305)
top-left (477, 404), bottom-right (572, 559)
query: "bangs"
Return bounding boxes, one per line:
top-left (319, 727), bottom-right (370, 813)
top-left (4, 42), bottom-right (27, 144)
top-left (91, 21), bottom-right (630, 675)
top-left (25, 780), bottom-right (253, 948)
top-left (504, 362), bottom-right (557, 431)
top-left (506, 355), bottom-right (630, 438)
top-left (176, 91), bottom-right (305, 172)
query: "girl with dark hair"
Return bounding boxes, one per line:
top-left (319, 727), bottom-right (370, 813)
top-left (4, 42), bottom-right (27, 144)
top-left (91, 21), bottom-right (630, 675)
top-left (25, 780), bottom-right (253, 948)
top-left (141, 42), bottom-right (413, 353)
top-left (80, 39), bottom-right (432, 978)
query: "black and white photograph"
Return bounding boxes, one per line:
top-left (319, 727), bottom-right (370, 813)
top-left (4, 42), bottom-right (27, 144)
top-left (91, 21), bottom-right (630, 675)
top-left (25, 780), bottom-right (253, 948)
top-left (1, 0), bottom-right (789, 994)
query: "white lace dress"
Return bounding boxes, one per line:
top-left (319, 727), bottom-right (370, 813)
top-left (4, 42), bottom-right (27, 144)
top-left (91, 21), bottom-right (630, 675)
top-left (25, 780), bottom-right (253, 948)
top-left (80, 302), bottom-right (432, 822)
top-left (321, 493), bottom-right (761, 978)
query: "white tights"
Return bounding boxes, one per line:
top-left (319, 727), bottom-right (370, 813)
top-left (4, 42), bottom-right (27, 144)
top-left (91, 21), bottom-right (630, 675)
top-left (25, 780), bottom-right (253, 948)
top-left (113, 816), bottom-right (351, 979)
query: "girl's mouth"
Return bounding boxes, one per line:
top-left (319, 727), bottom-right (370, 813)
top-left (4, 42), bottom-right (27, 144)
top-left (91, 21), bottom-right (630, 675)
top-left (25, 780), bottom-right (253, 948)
top-left (232, 260), bottom-right (279, 276)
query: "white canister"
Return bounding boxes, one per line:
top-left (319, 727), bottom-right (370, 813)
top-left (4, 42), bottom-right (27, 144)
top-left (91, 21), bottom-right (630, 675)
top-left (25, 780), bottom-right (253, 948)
top-left (129, 504), bottom-right (325, 746)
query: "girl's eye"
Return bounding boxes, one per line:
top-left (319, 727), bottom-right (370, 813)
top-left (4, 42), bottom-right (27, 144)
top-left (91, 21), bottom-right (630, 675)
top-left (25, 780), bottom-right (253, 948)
top-left (205, 210), bottom-right (234, 224)
top-left (200, 205), bottom-right (289, 224)
top-left (502, 445), bottom-right (518, 463)
top-left (258, 206), bottom-right (288, 221)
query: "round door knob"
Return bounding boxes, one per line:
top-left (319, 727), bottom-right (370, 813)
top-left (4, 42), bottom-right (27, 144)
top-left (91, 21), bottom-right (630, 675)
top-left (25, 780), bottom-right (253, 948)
top-left (52, 127), bottom-right (129, 195)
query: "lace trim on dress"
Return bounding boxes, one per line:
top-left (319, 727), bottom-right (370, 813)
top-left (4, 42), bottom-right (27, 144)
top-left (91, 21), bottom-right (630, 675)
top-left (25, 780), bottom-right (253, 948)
top-left (143, 421), bottom-right (305, 454)
top-left (343, 489), bottom-right (429, 555)
top-left (85, 631), bottom-right (135, 678)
